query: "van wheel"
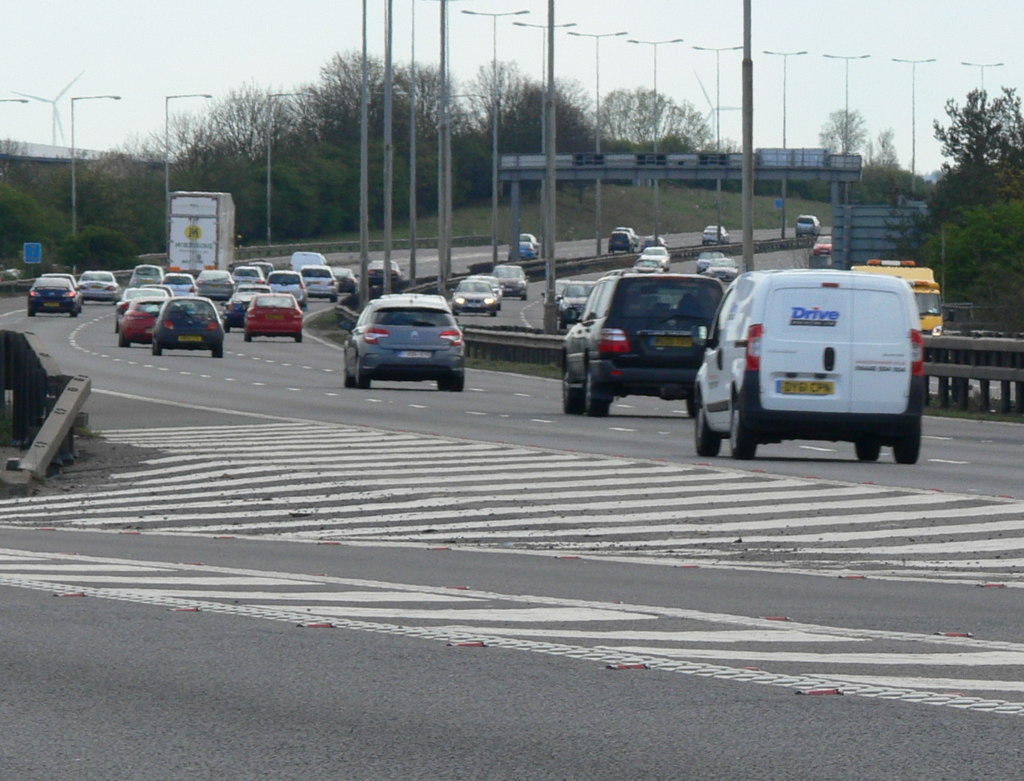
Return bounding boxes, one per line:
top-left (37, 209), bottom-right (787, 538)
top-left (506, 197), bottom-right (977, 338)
top-left (893, 424), bottom-right (921, 465)
top-left (729, 400), bottom-right (757, 459)
top-left (583, 369), bottom-right (610, 417)
top-left (562, 368), bottom-right (584, 415)
top-left (694, 403), bottom-right (722, 457)
top-left (855, 439), bottom-right (881, 462)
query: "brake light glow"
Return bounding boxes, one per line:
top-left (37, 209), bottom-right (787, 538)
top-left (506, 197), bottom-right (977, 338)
top-left (439, 329), bottom-right (463, 346)
top-left (163, 320), bottom-right (175, 330)
top-left (364, 327), bottom-right (390, 344)
top-left (598, 328), bottom-right (631, 354)
top-left (746, 323), bottom-right (763, 371)
top-left (910, 329), bottom-right (924, 376)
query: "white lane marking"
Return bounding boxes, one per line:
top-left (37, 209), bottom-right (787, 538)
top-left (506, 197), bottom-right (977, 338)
top-left (530, 418), bottom-right (552, 423)
top-left (434, 627), bottom-right (863, 643)
top-left (800, 673), bottom-right (1024, 693)
top-left (273, 606), bottom-right (658, 621)
top-left (0, 564), bottom-right (169, 572)
top-left (252, 382), bottom-right (266, 386)
top-left (115, 590), bottom-right (482, 602)
top-left (799, 445), bottom-right (836, 452)
top-left (9, 575), bottom-right (303, 584)
top-left (466, 410), bottom-right (487, 415)
top-left (514, 393), bottom-right (531, 397)
top-left (409, 404), bottom-right (428, 408)
top-left (609, 427), bottom-right (636, 432)
top-left (925, 436), bottom-right (954, 441)
top-left (608, 645), bottom-right (1024, 666)
top-left (930, 458), bottom-right (970, 465)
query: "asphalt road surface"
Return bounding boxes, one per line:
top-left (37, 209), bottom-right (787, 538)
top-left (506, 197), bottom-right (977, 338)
top-left (2, 242), bottom-right (1023, 780)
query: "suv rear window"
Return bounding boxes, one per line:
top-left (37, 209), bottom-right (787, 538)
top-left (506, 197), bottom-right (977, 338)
top-left (373, 308), bottom-right (456, 327)
top-left (610, 277), bottom-right (722, 322)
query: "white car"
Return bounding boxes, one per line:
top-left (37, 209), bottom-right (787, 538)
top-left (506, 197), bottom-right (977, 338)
top-left (299, 265), bottom-right (339, 302)
top-left (76, 270), bottom-right (121, 303)
top-left (693, 269), bottom-right (924, 463)
top-left (702, 225), bottom-right (730, 245)
top-left (637, 246), bottom-right (671, 272)
top-left (267, 270), bottom-right (308, 308)
top-left (161, 272), bottom-right (197, 296)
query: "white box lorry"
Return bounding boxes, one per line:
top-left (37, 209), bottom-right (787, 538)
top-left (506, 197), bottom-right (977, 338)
top-left (168, 192), bottom-right (235, 274)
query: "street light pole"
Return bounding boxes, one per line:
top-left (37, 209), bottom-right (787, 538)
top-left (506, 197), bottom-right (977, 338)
top-left (408, 0), bottom-right (418, 284)
top-left (266, 92), bottom-right (300, 246)
top-left (628, 37), bottom-right (684, 242)
top-left (569, 29), bottom-right (627, 256)
top-left (514, 19), bottom-right (576, 263)
top-left (384, 0), bottom-right (395, 296)
top-left (71, 94), bottom-right (121, 236)
top-left (463, 9), bottom-right (529, 269)
top-left (892, 58), bottom-right (935, 195)
top-left (763, 50), bottom-right (806, 237)
top-left (961, 60), bottom-right (1003, 91)
top-left (164, 93), bottom-right (211, 246)
top-left (822, 53), bottom-right (871, 154)
top-left (360, 0), bottom-right (370, 305)
top-left (693, 44), bottom-right (741, 242)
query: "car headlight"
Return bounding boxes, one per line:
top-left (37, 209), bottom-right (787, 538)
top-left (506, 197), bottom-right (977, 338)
top-left (454, 297), bottom-right (466, 304)
top-left (484, 298), bottom-right (496, 305)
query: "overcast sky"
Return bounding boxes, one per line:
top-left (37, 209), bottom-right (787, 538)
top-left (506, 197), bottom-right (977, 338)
top-left (3, 1), bottom-right (1019, 177)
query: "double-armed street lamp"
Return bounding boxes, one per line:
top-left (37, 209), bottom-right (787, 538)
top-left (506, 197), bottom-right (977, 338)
top-left (513, 18), bottom-right (576, 263)
top-left (568, 29), bottom-right (627, 256)
top-left (763, 49), bottom-right (807, 237)
top-left (822, 53), bottom-right (871, 154)
top-left (892, 58), bottom-right (935, 195)
top-left (961, 61), bottom-right (1003, 91)
top-left (72, 94), bottom-right (121, 236)
top-left (627, 37), bottom-right (684, 242)
top-left (463, 9), bottom-right (530, 267)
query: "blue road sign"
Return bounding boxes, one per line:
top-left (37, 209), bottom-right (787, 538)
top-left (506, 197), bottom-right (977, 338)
top-left (23, 242), bottom-right (42, 264)
top-left (775, 198), bottom-right (784, 210)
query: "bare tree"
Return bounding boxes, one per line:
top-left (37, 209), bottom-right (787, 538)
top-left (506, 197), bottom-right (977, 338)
top-left (602, 88), bottom-right (711, 150)
top-left (819, 108), bottom-right (868, 154)
top-left (864, 128), bottom-right (899, 168)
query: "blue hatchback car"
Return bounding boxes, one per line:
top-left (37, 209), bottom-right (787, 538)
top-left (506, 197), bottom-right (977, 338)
top-left (27, 277), bottom-right (82, 317)
top-left (151, 296), bottom-right (225, 358)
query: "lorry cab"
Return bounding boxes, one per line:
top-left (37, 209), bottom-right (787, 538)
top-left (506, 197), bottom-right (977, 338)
top-left (851, 260), bottom-right (943, 335)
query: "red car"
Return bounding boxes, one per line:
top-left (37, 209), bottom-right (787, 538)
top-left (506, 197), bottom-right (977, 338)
top-left (812, 235), bottom-right (833, 256)
top-left (118, 297), bottom-right (166, 347)
top-left (244, 293), bottom-right (304, 342)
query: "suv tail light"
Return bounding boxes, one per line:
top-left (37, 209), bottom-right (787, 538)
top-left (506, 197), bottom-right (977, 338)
top-left (598, 328), bottom-right (631, 354)
top-left (364, 327), bottom-right (390, 344)
top-left (439, 329), bottom-right (463, 346)
top-left (910, 329), bottom-right (924, 376)
top-left (745, 323), bottom-right (763, 371)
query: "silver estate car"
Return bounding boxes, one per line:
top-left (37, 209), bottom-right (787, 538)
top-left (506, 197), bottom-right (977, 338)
top-left (341, 294), bottom-right (465, 391)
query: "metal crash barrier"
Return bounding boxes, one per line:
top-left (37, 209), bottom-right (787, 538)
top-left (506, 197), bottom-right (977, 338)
top-left (0, 330), bottom-right (89, 483)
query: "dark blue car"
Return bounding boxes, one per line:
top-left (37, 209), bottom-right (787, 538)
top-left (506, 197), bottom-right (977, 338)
top-left (27, 277), bottom-right (82, 317)
top-left (222, 285), bottom-right (271, 332)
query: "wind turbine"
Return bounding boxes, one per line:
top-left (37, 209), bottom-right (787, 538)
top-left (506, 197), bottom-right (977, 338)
top-left (694, 70), bottom-right (739, 149)
top-left (14, 71), bottom-right (85, 146)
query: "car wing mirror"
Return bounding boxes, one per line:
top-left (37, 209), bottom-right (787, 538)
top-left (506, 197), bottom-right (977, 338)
top-left (693, 325), bottom-right (710, 348)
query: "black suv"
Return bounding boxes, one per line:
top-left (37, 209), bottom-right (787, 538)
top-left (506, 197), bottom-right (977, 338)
top-left (607, 229), bottom-right (638, 253)
top-left (561, 273), bottom-right (723, 417)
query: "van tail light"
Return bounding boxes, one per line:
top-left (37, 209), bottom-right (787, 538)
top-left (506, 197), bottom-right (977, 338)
top-left (910, 329), bottom-right (925, 376)
top-left (598, 328), bottom-right (631, 354)
top-left (439, 329), bottom-right (463, 346)
top-left (364, 327), bottom-right (390, 344)
top-left (745, 323), bottom-right (763, 371)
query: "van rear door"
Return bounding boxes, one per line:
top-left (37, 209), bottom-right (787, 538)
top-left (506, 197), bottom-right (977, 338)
top-left (847, 275), bottom-right (913, 414)
top-left (760, 277), bottom-right (852, 414)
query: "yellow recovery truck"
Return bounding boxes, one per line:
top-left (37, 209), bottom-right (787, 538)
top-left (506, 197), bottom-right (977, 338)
top-left (850, 260), bottom-right (943, 335)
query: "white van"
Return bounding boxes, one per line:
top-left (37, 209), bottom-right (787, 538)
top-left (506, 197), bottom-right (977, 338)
top-left (693, 269), bottom-right (925, 463)
top-left (290, 251), bottom-right (328, 272)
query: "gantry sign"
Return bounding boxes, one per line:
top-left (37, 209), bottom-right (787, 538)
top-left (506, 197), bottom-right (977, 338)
top-left (500, 148), bottom-right (861, 258)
